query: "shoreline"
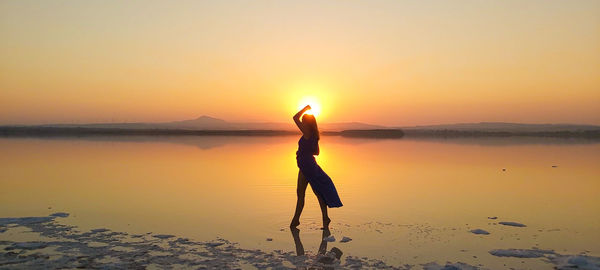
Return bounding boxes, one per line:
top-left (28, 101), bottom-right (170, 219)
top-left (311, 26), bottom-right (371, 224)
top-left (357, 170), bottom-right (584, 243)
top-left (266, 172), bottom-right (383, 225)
top-left (1, 126), bottom-right (599, 139)
top-left (1, 213), bottom-right (598, 269)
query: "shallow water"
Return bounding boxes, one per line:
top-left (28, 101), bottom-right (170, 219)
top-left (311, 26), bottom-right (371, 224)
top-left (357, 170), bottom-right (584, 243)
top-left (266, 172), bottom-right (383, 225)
top-left (1, 136), bottom-right (599, 269)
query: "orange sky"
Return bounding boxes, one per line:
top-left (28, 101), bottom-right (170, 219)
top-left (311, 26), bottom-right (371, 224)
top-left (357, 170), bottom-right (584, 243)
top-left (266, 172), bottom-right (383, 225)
top-left (1, 0), bottom-right (599, 126)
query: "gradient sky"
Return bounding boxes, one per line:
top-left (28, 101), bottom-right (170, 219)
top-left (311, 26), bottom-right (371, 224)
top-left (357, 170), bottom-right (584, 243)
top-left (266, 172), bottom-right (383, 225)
top-left (1, 0), bottom-right (599, 126)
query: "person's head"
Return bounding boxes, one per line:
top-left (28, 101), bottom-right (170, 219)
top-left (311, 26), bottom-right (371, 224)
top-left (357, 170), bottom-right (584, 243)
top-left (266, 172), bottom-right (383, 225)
top-left (301, 113), bottom-right (320, 139)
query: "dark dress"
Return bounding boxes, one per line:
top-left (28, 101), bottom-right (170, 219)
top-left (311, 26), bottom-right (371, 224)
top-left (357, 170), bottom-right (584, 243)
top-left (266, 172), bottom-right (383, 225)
top-left (296, 136), bottom-right (343, 208)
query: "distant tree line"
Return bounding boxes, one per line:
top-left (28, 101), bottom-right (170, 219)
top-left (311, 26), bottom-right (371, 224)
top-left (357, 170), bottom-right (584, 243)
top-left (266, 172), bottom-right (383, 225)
top-left (402, 129), bottom-right (600, 139)
top-left (0, 126), bottom-right (296, 137)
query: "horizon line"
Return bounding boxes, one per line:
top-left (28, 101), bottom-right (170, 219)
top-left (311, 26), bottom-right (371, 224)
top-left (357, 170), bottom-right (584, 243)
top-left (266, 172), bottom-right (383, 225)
top-left (1, 115), bottom-right (600, 129)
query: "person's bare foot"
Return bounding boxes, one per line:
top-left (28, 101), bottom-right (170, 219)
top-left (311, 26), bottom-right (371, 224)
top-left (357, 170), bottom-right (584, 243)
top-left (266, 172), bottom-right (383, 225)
top-left (290, 219), bottom-right (300, 228)
top-left (322, 217), bottom-right (331, 228)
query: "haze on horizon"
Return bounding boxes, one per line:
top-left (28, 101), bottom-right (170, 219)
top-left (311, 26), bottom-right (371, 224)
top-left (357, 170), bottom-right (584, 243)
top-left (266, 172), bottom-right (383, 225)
top-left (1, 0), bottom-right (599, 126)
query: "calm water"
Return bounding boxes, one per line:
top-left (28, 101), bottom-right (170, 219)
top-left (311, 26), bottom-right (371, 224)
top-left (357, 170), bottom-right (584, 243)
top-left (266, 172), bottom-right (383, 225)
top-left (1, 136), bottom-right (599, 269)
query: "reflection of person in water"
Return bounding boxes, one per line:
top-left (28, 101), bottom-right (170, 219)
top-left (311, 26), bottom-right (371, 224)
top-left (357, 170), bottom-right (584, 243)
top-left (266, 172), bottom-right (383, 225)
top-left (290, 227), bottom-right (343, 269)
top-left (291, 105), bottom-right (343, 229)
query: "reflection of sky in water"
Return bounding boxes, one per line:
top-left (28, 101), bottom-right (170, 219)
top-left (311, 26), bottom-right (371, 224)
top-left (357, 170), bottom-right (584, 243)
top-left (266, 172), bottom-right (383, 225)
top-left (0, 136), bottom-right (599, 269)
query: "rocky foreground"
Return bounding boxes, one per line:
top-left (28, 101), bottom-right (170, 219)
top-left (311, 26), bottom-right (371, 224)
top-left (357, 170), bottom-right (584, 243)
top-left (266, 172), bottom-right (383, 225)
top-left (1, 213), bottom-right (598, 269)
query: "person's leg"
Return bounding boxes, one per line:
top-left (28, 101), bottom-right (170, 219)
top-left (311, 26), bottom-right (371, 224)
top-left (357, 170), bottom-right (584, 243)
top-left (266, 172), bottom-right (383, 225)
top-left (290, 171), bottom-right (308, 227)
top-left (312, 188), bottom-right (331, 228)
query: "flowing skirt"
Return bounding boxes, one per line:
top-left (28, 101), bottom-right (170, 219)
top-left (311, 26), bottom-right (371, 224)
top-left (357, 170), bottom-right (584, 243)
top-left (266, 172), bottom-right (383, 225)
top-left (297, 155), bottom-right (343, 208)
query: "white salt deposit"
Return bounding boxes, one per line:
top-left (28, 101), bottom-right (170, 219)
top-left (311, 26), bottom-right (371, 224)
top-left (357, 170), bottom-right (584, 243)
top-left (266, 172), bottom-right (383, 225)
top-left (489, 248), bottom-right (555, 258)
top-left (422, 261), bottom-right (481, 270)
top-left (564, 256), bottom-right (600, 269)
top-left (50, 212), bottom-right (69, 218)
top-left (340, 236), bottom-right (352, 243)
top-left (0, 216), bottom-right (54, 225)
top-left (470, 229), bottom-right (490, 235)
top-left (499, 221), bottom-right (526, 227)
top-left (153, 234), bottom-right (175, 239)
top-left (323, 235), bottom-right (336, 242)
top-left (6, 242), bottom-right (48, 250)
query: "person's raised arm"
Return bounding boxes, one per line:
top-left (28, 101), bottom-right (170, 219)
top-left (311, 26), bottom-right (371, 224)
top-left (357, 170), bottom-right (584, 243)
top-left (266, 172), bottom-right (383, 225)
top-left (293, 105), bottom-right (311, 135)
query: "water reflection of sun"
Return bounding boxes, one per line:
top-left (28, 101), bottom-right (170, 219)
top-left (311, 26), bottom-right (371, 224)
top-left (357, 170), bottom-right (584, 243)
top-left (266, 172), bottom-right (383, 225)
top-left (297, 96), bottom-right (321, 117)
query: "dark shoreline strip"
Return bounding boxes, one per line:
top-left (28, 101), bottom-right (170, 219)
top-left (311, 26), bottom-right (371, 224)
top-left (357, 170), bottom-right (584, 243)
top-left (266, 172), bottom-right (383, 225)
top-left (402, 129), bottom-right (600, 139)
top-left (0, 126), bottom-right (599, 139)
top-left (0, 127), bottom-right (298, 137)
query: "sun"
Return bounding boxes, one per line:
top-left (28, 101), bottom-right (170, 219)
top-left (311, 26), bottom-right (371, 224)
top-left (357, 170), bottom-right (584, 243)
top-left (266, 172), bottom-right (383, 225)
top-left (297, 97), bottom-right (322, 117)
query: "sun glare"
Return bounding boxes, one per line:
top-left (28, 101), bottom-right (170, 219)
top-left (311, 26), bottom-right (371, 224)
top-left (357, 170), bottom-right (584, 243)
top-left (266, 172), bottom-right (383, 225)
top-left (298, 97), bottom-right (322, 117)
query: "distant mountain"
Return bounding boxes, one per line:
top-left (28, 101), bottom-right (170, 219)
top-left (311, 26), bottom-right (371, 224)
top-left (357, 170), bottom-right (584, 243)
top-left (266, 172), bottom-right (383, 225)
top-left (164, 115), bottom-right (232, 129)
top-left (37, 116), bottom-right (384, 131)
top-left (400, 122), bottom-right (600, 132)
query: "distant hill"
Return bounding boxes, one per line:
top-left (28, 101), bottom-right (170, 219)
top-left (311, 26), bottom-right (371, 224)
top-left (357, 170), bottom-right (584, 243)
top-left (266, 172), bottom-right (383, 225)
top-left (35, 115), bottom-right (384, 132)
top-left (162, 116), bottom-right (234, 129)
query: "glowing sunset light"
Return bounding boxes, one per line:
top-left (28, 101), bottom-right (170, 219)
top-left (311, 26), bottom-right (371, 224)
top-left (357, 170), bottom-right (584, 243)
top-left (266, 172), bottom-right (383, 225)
top-left (0, 1), bottom-right (599, 126)
top-left (298, 97), bottom-right (322, 118)
top-left (1, 2), bottom-right (600, 269)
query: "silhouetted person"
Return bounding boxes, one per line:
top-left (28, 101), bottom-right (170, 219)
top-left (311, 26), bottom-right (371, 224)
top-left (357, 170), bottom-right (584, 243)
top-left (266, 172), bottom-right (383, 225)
top-left (291, 105), bottom-right (342, 229)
